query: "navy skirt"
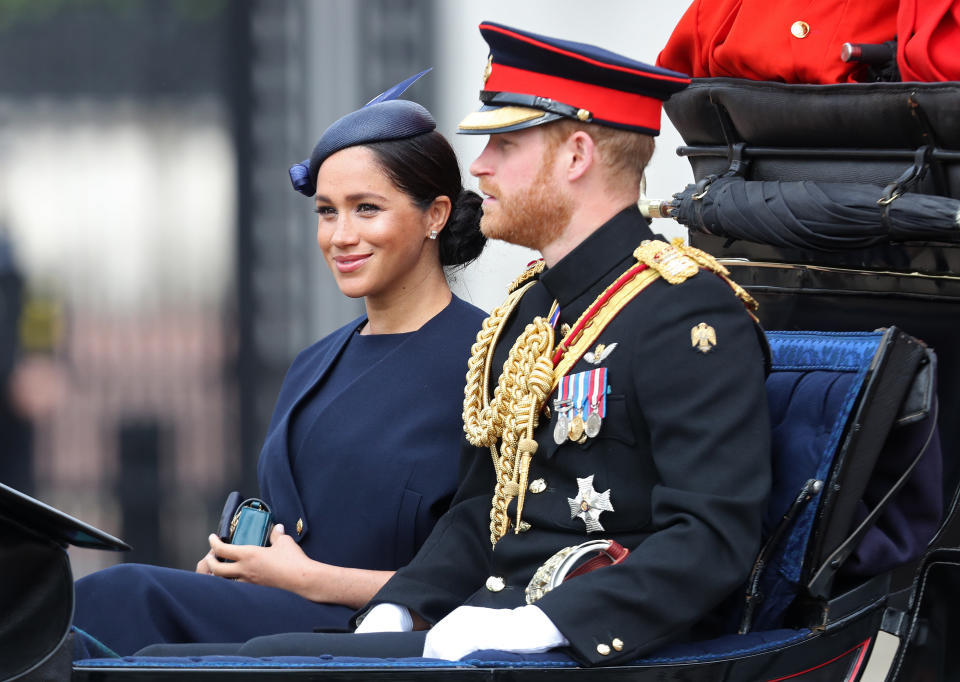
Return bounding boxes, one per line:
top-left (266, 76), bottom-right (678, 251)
top-left (74, 564), bottom-right (353, 655)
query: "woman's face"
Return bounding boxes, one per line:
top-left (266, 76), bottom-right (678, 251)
top-left (314, 146), bottom-right (443, 301)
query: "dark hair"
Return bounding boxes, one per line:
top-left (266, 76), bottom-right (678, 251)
top-left (366, 131), bottom-right (486, 267)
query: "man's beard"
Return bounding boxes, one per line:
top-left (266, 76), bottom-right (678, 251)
top-left (479, 154), bottom-right (573, 251)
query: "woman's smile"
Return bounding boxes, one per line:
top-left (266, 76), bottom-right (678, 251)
top-left (333, 253), bottom-right (373, 273)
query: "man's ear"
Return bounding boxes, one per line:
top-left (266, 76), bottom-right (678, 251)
top-left (563, 130), bottom-right (595, 182)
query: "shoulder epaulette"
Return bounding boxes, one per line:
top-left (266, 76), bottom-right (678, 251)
top-left (634, 238), bottom-right (758, 313)
top-left (507, 259), bottom-right (546, 293)
top-left (633, 239), bottom-right (699, 284)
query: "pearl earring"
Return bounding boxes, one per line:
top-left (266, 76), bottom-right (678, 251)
top-left (428, 230), bottom-right (438, 240)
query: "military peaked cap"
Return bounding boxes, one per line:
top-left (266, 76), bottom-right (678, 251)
top-left (459, 22), bottom-right (690, 136)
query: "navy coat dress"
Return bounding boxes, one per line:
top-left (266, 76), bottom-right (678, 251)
top-left (73, 296), bottom-right (485, 655)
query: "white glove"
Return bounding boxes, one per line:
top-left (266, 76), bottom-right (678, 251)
top-left (354, 603), bottom-right (413, 633)
top-left (423, 605), bottom-right (568, 661)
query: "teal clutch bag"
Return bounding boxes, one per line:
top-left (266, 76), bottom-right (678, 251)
top-left (218, 494), bottom-right (274, 547)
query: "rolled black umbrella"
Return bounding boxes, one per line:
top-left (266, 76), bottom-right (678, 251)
top-left (666, 177), bottom-right (960, 251)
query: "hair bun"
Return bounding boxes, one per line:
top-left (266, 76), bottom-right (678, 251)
top-left (364, 131), bottom-right (487, 268)
top-left (439, 189), bottom-right (486, 267)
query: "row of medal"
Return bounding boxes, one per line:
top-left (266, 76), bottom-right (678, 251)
top-left (553, 367), bottom-right (608, 445)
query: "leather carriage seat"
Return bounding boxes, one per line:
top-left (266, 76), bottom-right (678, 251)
top-left (662, 78), bottom-right (960, 199)
top-left (741, 328), bottom-right (941, 634)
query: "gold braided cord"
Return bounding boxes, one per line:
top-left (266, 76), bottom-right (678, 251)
top-left (507, 260), bottom-right (546, 293)
top-left (463, 261), bottom-right (665, 547)
top-left (463, 239), bottom-right (759, 548)
top-left (485, 318), bottom-right (554, 545)
top-left (672, 238), bottom-right (759, 313)
top-left (462, 281), bottom-right (537, 450)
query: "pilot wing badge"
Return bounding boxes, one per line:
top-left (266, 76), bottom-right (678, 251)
top-left (584, 342), bottom-right (617, 365)
top-left (691, 322), bottom-right (717, 354)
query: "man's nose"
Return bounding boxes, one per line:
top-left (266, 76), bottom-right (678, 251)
top-left (469, 139), bottom-right (494, 178)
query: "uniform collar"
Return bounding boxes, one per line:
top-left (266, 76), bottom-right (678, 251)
top-left (539, 204), bottom-right (655, 310)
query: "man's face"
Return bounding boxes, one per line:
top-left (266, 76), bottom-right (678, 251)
top-left (469, 126), bottom-right (572, 251)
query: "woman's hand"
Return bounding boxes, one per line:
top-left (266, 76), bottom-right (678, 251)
top-left (201, 524), bottom-right (315, 594)
top-left (198, 524), bottom-right (396, 608)
top-left (195, 550), bottom-right (215, 574)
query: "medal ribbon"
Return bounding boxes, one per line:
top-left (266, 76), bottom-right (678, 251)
top-left (575, 370), bottom-right (589, 419)
top-left (589, 367), bottom-right (607, 418)
top-left (548, 304), bottom-right (561, 328)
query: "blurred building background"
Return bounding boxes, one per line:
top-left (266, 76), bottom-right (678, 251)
top-left (0, 0), bottom-right (690, 577)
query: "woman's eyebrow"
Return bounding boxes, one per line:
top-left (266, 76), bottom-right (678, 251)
top-left (346, 192), bottom-right (388, 202)
top-left (314, 192), bottom-right (388, 204)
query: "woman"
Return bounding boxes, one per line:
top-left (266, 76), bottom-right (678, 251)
top-left (73, 74), bottom-right (487, 656)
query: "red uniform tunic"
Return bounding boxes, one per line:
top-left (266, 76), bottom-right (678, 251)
top-left (657, 0), bottom-right (898, 84)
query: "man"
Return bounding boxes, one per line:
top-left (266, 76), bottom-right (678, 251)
top-left (353, 21), bottom-right (771, 666)
top-left (143, 22), bottom-right (771, 667)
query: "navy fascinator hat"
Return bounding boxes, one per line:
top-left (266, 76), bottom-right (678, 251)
top-left (289, 69), bottom-right (436, 197)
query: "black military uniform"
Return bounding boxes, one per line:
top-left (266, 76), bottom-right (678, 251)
top-left (369, 202), bottom-right (771, 666)
top-left (360, 21), bottom-right (771, 667)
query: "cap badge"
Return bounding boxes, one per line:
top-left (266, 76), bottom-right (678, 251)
top-left (568, 474), bottom-right (614, 533)
top-left (691, 322), bottom-right (717, 354)
top-left (482, 55), bottom-right (494, 86)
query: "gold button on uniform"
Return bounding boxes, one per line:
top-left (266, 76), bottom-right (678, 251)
top-left (486, 576), bottom-right (506, 592)
top-left (296, 518), bottom-right (303, 535)
top-left (517, 520), bottom-right (532, 533)
top-left (596, 643), bottom-right (611, 656)
top-left (611, 638), bottom-right (624, 651)
top-left (529, 478), bottom-right (547, 494)
top-left (790, 21), bottom-right (810, 38)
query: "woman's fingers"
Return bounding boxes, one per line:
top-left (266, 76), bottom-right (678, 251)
top-left (208, 533), bottom-right (243, 561)
top-left (204, 552), bottom-right (244, 580)
top-left (195, 551), bottom-right (214, 574)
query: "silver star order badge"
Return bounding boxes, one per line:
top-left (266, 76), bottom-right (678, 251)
top-left (567, 475), bottom-right (613, 533)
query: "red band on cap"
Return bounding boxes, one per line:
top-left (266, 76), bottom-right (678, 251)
top-left (486, 63), bottom-right (662, 131)
top-left (481, 23), bottom-right (691, 85)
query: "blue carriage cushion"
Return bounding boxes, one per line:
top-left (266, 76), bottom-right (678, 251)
top-left (753, 351), bottom-right (868, 630)
top-left (749, 330), bottom-right (941, 632)
top-left (73, 629), bottom-right (815, 671)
